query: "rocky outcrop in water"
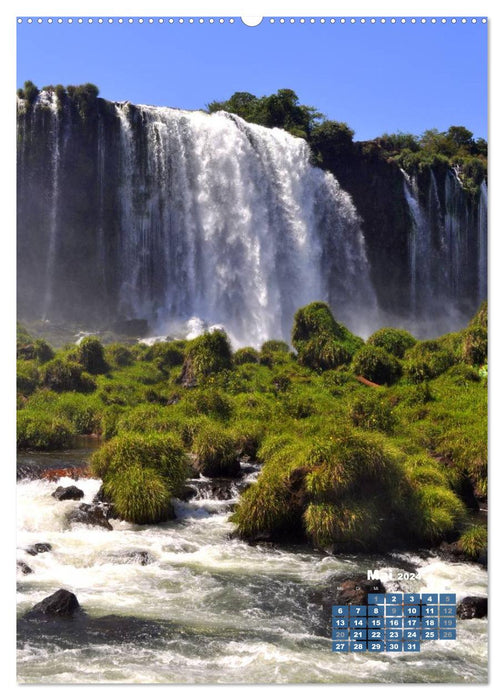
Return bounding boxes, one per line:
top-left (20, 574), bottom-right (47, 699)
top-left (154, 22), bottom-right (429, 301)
top-left (25, 589), bottom-right (82, 619)
top-left (457, 596), bottom-right (488, 619)
top-left (67, 503), bottom-right (113, 530)
top-left (25, 542), bottom-right (52, 556)
top-left (52, 485), bottom-right (84, 501)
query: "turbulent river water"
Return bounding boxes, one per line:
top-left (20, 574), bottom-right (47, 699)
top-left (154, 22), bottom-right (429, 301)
top-left (16, 452), bottom-right (487, 684)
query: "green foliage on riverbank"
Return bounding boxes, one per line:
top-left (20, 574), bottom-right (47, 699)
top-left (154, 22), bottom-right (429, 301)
top-left (16, 304), bottom-right (487, 550)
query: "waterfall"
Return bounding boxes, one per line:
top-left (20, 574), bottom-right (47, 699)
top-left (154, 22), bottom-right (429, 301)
top-left (17, 91), bottom-right (487, 343)
top-left (401, 168), bottom-right (486, 330)
top-left (18, 93), bottom-right (377, 345)
top-left (41, 92), bottom-right (61, 319)
top-left (477, 181), bottom-right (488, 303)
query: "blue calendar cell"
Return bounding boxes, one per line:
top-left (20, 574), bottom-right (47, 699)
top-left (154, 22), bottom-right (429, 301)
top-left (404, 641), bottom-right (420, 652)
top-left (350, 605), bottom-right (367, 616)
top-left (350, 641), bottom-right (367, 652)
top-left (332, 642), bottom-right (349, 652)
top-left (368, 641), bottom-right (385, 652)
top-left (386, 617), bottom-right (403, 628)
top-left (332, 628), bottom-right (349, 640)
top-left (404, 594), bottom-right (421, 604)
top-left (386, 593), bottom-right (403, 604)
top-left (368, 629), bottom-right (384, 641)
top-left (386, 629), bottom-right (402, 640)
top-left (368, 617), bottom-right (384, 628)
top-left (404, 605), bottom-right (421, 616)
top-left (421, 630), bottom-right (439, 640)
top-left (368, 594), bottom-right (385, 605)
top-left (422, 605), bottom-right (438, 616)
top-left (350, 629), bottom-right (367, 640)
top-left (421, 594), bottom-right (438, 604)
top-left (368, 605), bottom-right (384, 616)
top-left (350, 617), bottom-right (366, 628)
top-left (332, 605), bottom-right (349, 616)
top-left (439, 605), bottom-right (456, 616)
top-left (439, 594), bottom-right (456, 604)
top-left (332, 617), bottom-right (348, 627)
top-left (386, 605), bottom-right (402, 617)
top-left (404, 617), bottom-right (420, 628)
top-left (440, 629), bottom-right (457, 640)
top-left (404, 629), bottom-right (421, 641)
top-left (421, 617), bottom-right (438, 628)
top-left (440, 617), bottom-right (456, 628)
top-left (386, 641), bottom-right (403, 652)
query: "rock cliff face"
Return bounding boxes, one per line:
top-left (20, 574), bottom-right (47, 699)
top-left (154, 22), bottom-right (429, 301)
top-left (17, 89), bottom-right (486, 343)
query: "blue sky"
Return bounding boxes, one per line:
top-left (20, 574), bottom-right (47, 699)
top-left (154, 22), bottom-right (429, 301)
top-left (17, 16), bottom-right (488, 142)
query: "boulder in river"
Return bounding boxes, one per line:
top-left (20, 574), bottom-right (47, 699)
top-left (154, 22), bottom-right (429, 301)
top-left (25, 542), bottom-right (52, 556)
top-left (52, 485), bottom-right (85, 501)
top-left (17, 560), bottom-right (33, 575)
top-left (457, 596), bottom-right (488, 619)
top-left (25, 589), bottom-right (82, 619)
top-left (311, 573), bottom-right (386, 608)
top-left (92, 486), bottom-right (118, 519)
top-left (67, 503), bottom-right (113, 530)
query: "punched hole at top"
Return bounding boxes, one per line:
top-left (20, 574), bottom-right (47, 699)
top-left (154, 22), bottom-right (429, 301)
top-left (241, 17), bottom-right (263, 27)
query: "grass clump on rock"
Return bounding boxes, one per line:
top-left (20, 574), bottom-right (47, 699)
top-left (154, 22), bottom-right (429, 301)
top-left (456, 524), bottom-right (487, 561)
top-left (91, 432), bottom-right (189, 524)
top-left (193, 425), bottom-right (241, 477)
top-left (292, 302), bottom-right (363, 371)
top-left (234, 346), bottom-right (260, 365)
top-left (351, 345), bottom-right (402, 385)
top-left (41, 358), bottom-right (96, 393)
top-left (179, 330), bottom-right (233, 386)
top-left (17, 409), bottom-right (73, 450)
top-left (367, 327), bottom-right (416, 359)
top-left (77, 337), bottom-right (109, 375)
top-left (403, 340), bottom-right (455, 383)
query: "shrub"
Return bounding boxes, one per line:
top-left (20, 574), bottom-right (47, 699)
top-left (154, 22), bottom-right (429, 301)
top-left (351, 346), bottom-right (402, 385)
top-left (183, 388), bottom-right (233, 420)
top-left (457, 525), bottom-right (487, 560)
top-left (91, 431), bottom-right (187, 480)
top-left (446, 363), bottom-right (481, 385)
top-left (303, 500), bottom-right (381, 549)
top-left (403, 341), bottom-right (455, 383)
top-left (91, 432), bottom-right (188, 523)
top-left (193, 425), bottom-right (241, 477)
top-left (367, 328), bottom-right (416, 359)
top-left (292, 302), bottom-right (363, 370)
top-left (152, 340), bottom-right (186, 372)
top-left (179, 330), bottom-right (233, 385)
top-left (463, 324), bottom-right (487, 366)
top-left (349, 391), bottom-right (395, 432)
top-left (261, 340), bottom-right (290, 354)
top-left (231, 419), bottom-right (265, 461)
top-left (103, 464), bottom-right (174, 525)
top-left (105, 343), bottom-right (134, 368)
top-left (41, 358), bottom-right (96, 392)
top-left (17, 360), bottom-right (39, 395)
top-left (17, 410), bottom-right (73, 450)
top-left (234, 347), bottom-right (260, 365)
top-left (77, 337), bottom-right (109, 374)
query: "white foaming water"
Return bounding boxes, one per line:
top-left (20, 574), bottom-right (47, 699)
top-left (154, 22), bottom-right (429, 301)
top-left (110, 104), bottom-right (377, 345)
top-left (17, 474), bottom-right (487, 684)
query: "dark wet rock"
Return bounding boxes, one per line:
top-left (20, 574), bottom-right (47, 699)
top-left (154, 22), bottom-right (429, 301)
top-left (17, 560), bottom-right (33, 575)
top-left (92, 486), bottom-right (118, 519)
top-left (196, 458), bottom-right (242, 479)
top-left (67, 503), bottom-right (113, 530)
top-left (112, 318), bottom-right (149, 337)
top-left (25, 589), bottom-right (82, 619)
top-left (240, 463), bottom-right (261, 475)
top-left (25, 542), bottom-right (52, 556)
top-left (179, 484), bottom-right (199, 501)
top-left (192, 478), bottom-right (239, 500)
top-left (52, 485), bottom-right (85, 501)
top-left (457, 596), bottom-right (488, 619)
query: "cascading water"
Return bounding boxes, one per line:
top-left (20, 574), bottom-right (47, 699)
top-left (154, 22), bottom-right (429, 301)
top-left (401, 168), bottom-right (486, 333)
top-left (17, 93), bottom-right (377, 346)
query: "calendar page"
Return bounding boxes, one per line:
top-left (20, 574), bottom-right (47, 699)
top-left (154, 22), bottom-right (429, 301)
top-left (15, 5), bottom-right (488, 685)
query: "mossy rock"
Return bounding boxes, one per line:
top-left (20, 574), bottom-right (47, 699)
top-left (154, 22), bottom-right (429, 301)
top-left (292, 302), bottom-right (363, 371)
top-left (77, 337), bottom-right (109, 375)
top-left (179, 330), bottom-right (233, 386)
top-left (234, 346), bottom-right (260, 365)
top-left (351, 345), bottom-right (402, 385)
top-left (403, 340), bottom-right (455, 383)
top-left (367, 327), bottom-right (416, 359)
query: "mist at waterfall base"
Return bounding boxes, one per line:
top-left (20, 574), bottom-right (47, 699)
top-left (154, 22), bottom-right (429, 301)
top-left (17, 92), bottom-right (487, 347)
